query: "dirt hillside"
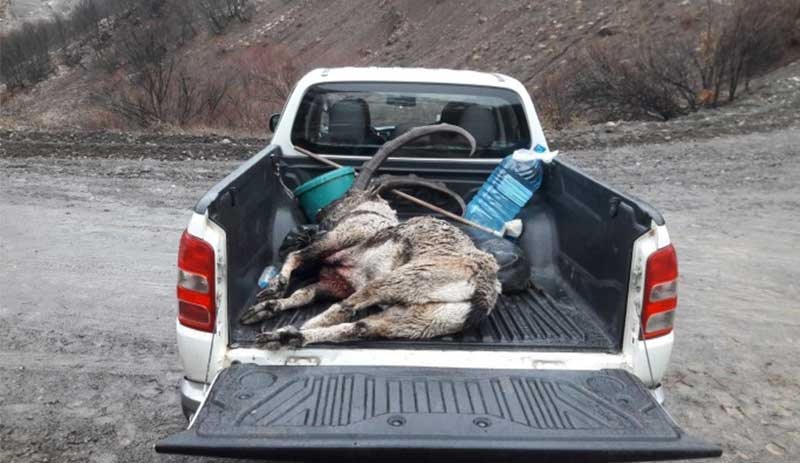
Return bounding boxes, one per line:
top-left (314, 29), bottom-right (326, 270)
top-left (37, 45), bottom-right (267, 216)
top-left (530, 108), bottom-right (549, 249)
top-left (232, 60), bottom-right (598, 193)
top-left (2, 0), bottom-right (768, 131)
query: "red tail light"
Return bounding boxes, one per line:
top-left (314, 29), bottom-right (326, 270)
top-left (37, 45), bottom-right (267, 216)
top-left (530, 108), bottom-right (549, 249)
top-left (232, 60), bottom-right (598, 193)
top-left (642, 244), bottom-right (678, 339)
top-left (177, 230), bottom-right (215, 332)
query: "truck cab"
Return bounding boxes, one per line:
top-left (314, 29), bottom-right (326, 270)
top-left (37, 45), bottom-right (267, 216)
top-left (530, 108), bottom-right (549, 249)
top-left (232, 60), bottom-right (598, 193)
top-left (158, 68), bottom-right (720, 461)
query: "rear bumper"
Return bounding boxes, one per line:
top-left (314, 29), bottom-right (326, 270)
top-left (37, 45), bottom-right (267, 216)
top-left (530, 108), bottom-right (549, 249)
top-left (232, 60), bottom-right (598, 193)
top-left (180, 377), bottom-right (207, 420)
top-left (651, 383), bottom-right (665, 404)
top-left (631, 332), bottom-right (674, 388)
top-left (176, 322), bottom-right (214, 385)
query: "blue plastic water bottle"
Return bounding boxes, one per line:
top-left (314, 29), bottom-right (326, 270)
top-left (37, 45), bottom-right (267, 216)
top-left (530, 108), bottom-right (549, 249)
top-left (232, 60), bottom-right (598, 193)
top-left (257, 265), bottom-right (279, 289)
top-left (464, 145), bottom-right (548, 232)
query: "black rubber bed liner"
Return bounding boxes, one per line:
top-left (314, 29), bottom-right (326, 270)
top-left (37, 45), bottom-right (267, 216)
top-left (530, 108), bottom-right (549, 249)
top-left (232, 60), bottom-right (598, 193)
top-left (156, 364), bottom-right (721, 461)
top-left (233, 282), bottom-right (616, 351)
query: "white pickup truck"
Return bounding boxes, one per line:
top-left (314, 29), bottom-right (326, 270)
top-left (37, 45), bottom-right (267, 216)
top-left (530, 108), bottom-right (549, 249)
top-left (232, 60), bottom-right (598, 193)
top-left (157, 67), bottom-right (721, 461)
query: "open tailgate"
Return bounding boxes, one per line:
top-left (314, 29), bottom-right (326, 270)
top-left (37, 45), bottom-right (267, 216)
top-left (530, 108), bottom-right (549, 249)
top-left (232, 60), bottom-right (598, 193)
top-left (156, 364), bottom-right (720, 462)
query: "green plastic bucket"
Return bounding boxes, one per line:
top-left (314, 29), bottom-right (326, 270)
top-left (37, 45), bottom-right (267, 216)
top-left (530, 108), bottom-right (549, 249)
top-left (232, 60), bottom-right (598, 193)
top-left (293, 167), bottom-right (356, 221)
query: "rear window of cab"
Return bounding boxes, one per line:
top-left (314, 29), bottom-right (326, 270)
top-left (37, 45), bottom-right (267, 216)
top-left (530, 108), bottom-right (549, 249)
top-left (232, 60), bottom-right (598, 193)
top-left (291, 82), bottom-right (531, 158)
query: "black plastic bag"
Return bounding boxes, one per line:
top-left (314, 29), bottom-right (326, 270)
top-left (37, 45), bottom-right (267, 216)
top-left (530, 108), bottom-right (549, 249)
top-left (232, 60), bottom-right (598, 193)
top-left (457, 226), bottom-right (531, 294)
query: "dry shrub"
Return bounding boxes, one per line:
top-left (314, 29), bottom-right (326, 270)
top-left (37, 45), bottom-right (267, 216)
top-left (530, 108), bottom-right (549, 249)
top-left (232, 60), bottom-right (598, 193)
top-left (93, 1), bottom-right (198, 74)
top-left (551, 0), bottom-right (800, 124)
top-left (70, 0), bottom-right (102, 36)
top-left (99, 43), bottom-right (306, 131)
top-left (697, 0), bottom-right (800, 102)
top-left (97, 10), bottom-right (229, 129)
top-left (572, 38), bottom-right (697, 121)
top-left (207, 44), bottom-right (358, 133)
top-left (0, 0), bottom-right (175, 88)
top-left (0, 90), bottom-right (16, 107)
top-left (210, 44), bottom-right (303, 132)
top-left (532, 68), bottom-right (579, 130)
top-left (100, 57), bottom-right (232, 128)
top-left (198, 0), bottom-right (253, 35)
top-left (0, 21), bottom-right (53, 90)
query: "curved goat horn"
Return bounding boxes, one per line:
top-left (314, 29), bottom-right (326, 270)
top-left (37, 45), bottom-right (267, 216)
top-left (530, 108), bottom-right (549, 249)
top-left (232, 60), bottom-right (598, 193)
top-left (352, 123), bottom-right (476, 190)
top-left (368, 175), bottom-right (467, 216)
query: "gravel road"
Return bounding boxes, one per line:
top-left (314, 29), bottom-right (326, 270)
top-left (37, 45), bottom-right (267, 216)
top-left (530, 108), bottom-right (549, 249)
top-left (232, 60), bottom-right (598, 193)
top-left (1, 127), bottom-right (798, 462)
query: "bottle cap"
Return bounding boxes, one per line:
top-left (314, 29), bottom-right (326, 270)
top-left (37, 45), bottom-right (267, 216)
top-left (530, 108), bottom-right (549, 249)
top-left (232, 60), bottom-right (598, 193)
top-left (512, 148), bottom-right (536, 161)
top-left (512, 145), bottom-right (559, 163)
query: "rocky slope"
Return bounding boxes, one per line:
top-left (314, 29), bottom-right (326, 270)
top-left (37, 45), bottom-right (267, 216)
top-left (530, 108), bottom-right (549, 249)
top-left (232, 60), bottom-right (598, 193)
top-left (1, 0), bottom-right (756, 131)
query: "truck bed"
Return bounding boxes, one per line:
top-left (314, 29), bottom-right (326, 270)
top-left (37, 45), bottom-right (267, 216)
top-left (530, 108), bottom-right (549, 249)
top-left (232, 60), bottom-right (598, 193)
top-left (212, 149), bottom-right (658, 354)
top-left (232, 277), bottom-right (616, 351)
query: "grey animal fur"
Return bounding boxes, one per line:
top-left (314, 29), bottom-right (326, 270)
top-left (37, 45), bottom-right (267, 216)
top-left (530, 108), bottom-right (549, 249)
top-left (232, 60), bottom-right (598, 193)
top-left (239, 124), bottom-right (501, 349)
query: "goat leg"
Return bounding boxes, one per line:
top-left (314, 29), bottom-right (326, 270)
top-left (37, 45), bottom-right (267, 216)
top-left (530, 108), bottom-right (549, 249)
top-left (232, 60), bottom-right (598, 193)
top-left (257, 302), bottom-right (474, 348)
top-left (241, 282), bottom-right (332, 325)
top-left (299, 302), bottom-right (361, 330)
top-left (256, 325), bottom-right (304, 349)
top-left (299, 285), bottom-right (390, 330)
top-left (254, 274), bottom-right (291, 301)
top-left (299, 259), bottom-right (492, 330)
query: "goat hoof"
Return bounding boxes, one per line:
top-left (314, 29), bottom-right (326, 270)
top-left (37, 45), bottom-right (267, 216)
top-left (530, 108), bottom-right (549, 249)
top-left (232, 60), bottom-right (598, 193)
top-left (239, 300), bottom-right (280, 325)
top-left (263, 341), bottom-right (282, 351)
top-left (256, 275), bottom-right (289, 301)
top-left (256, 326), bottom-right (304, 347)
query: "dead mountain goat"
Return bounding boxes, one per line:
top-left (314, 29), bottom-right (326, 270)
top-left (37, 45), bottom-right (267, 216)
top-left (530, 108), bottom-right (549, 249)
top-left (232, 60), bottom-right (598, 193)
top-left (239, 124), bottom-right (501, 348)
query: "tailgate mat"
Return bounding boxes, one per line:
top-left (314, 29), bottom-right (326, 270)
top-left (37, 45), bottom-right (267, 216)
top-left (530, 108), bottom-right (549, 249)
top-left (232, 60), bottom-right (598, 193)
top-left (157, 365), bottom-right (720, 462)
